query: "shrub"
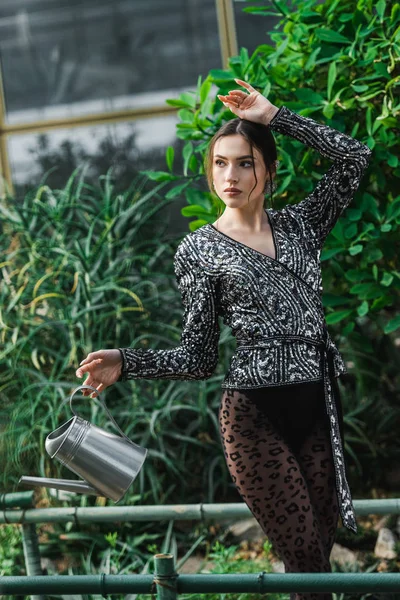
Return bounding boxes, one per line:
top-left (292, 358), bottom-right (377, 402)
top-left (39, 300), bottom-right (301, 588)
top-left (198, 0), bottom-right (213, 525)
top-left (143, 0), bottom-right (400, 486)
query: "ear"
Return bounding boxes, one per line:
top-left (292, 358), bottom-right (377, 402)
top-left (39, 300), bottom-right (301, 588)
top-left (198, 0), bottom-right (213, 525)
top-left (268, 159), bottom-right (279, 178)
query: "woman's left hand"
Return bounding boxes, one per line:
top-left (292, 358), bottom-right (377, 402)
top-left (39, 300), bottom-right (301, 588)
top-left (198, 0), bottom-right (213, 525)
top-left (75, 349), bottom-right (122, 397)
top-left (217, 79), bottom-right (279, 126)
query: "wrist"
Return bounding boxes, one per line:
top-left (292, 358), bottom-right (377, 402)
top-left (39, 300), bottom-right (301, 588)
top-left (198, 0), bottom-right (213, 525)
top-left (117, 348), bottom-right (126, 381)
top-left (263, 105), bottom-right (279, 127)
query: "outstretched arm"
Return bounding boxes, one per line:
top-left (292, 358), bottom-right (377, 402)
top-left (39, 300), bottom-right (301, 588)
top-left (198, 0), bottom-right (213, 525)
top-left (76, 238), bottom-right (221, 393)
top-left (119, 238), bottom-right (221, 380)
top-left (268, 105), bottom-right (372, 249)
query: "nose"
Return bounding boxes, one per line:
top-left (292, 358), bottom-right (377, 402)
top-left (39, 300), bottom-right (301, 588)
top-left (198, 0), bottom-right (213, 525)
top-left (225, 166), bottom-right (239, 183)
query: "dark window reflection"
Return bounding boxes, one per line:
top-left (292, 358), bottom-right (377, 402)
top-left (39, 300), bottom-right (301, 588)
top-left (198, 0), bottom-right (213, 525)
top-left (8, 115), bottom-right (179, 195)
top-left (0, 0), bottom-right (220, 121)
top-left (233, 0), bottom-right (281, 53)
top-left (234, 0), bottom-right (327, 53)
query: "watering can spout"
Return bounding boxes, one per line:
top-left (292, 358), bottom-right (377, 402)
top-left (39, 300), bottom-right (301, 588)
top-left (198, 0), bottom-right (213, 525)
top-left (19, 476), bottom-right (99, 495)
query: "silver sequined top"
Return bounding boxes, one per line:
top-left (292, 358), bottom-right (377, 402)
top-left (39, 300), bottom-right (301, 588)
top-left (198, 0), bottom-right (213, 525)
top-left (119, 106), bottom-right (372, 389)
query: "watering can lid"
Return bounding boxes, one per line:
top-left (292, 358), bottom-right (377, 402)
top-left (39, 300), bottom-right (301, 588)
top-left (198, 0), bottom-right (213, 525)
top-left (44, 384), bottom-right (98, 458)
top-left (45, 416), bottom-right (76, 458)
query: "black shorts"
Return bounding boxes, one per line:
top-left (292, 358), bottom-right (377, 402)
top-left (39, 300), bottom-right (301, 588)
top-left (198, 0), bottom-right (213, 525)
top-left (232, 378), bottom-right (344, 454)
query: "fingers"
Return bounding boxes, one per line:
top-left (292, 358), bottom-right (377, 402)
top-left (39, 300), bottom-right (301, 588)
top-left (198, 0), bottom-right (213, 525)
top-left (81, 381), bottom-right (103, 397)
top-left (227, 92), bottom-right (245, 104)
top-left (234, 78), bottom-right (257, 93)
top-left (217, 79), bottom-right (257, 109)
top-left (76, 358), bottom-right (103, 378)
top-left (75, 351), bottom-right (107, 397)
top-left (217, 94), bottom-right (240, 109)
top-left (79, 351), bottom-right (104, 367)
top-left (79, 354), bottom-right (93, 367)
top-left (90, 382), bottom-right (104, 399)
top-left (81, 380), bottom-right (94, 395)
top-left (227, 91), bottom-right (244, 98)
top-left (85, 382), bottom-right (105, 399)
top-left (218, 91), bottom-right (245, 103)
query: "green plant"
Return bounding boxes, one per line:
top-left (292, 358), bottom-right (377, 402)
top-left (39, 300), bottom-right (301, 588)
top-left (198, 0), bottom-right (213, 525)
top-left (1, 0), bottom-right (399, 585)
top-left (0, 167), bottom-right (237, 510)
top-left (14, 124), bottom-right (184, 200)
top-left (0, 525), bottom-right (24, 576)
top-left (39, 520), bottom-right (212, 600)
top-left (181, 539), bottom-right (287, 600)
top-left (331, 556), bottom-right (383, 600)
top-left (149, 0), bottom-right (400, 330)
top-left (141, 0), bottom-right (400, 489)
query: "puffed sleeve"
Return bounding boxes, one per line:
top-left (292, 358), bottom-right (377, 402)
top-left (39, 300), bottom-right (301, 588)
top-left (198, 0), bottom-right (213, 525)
top-left (269, 106), bottom-right (372, 250)
top-left (118, 238), bottom-right (220, 381)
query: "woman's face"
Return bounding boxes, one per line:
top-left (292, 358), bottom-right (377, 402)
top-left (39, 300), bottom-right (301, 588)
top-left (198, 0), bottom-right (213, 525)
top-left (212, 134), bottom-right (268, 207)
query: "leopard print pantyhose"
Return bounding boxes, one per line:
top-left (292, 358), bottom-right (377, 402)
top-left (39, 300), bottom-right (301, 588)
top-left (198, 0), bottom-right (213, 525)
top-left (219, 379), bottom-right (343, 600)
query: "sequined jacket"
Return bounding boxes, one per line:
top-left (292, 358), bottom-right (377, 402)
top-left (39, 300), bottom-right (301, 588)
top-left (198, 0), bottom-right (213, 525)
top-left (119, 106), bottom-right (372, 534)
top-left (120, 106), bottom-right (371, 389)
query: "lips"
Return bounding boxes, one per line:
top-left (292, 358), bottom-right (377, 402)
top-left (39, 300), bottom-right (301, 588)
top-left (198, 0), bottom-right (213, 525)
top-left (224, 188), bottom-right (241, 193)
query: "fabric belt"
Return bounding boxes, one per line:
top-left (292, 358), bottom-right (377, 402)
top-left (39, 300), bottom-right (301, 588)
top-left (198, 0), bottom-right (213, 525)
top-left (236, 328), bottom-right (358, 534)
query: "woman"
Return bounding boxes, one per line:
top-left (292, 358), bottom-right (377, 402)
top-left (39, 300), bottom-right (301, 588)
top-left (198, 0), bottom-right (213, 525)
top-left (76, 80), bottom-right (372, 599)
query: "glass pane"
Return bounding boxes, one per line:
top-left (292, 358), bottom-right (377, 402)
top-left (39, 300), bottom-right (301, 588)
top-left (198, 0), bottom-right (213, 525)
top-left (233, 0), bottom-right (281, 54)
top-left (234, 0), bottom-right (326, 54)
top-left (0, 0), bottom-right (220, 123)
top-left (8, 115), bottom-right (178, 192)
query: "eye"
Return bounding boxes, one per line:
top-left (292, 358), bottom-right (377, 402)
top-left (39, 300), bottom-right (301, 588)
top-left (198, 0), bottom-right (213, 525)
top-left (215, 159), bottom-right (225, 166)
top-left (241, 160), bottom-right (253, 168)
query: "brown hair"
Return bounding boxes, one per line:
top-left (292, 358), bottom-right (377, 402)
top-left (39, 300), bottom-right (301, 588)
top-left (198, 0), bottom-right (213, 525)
top-left (204, 118), bottom-right (278, 218)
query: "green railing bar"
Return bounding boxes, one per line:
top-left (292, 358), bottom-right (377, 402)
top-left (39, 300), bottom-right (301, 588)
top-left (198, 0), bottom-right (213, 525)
top-left (1, 573), bottom-right (400, 595)
top-left (1, 498), bottom-right (399, 525)
top-left (0, 491), bottom-right (35, 509)
top-left (0, 574), bottom-right (151, 595)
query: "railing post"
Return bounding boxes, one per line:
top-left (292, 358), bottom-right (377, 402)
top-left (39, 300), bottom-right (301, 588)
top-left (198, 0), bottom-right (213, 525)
top-left (153, 553), bottom-right (178, 600)
top-left (21, 523), bottom-right (45, 600)
top-left (0, 491), bottom-right (45, 600)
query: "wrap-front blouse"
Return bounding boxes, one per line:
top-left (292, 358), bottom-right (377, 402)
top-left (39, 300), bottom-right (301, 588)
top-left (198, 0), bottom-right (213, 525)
top-left (119, 105), bottom-right (372, 533)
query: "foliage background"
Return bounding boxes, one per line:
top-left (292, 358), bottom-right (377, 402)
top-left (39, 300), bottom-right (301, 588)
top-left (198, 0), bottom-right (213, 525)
top-left (145, 0), bottom-right (400, 487)
top-left (0, 0), bottom-right (399, 590)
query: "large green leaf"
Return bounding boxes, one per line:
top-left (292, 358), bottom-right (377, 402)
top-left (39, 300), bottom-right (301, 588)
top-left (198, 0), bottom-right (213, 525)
top-left (327, 61), bottom-right (337, 100)
top-left (325, 309), bottom-right (353, 323)
top-left (295, 88), bottom-right (325, 104)
top-left (141, 170), bottom-right (179, 182)
top-left (314, 28), bottom-right (351, 44)
top-left (384, 314), bottom-right (400, 333)
top-left (166, 146), bottom-right (174, 172)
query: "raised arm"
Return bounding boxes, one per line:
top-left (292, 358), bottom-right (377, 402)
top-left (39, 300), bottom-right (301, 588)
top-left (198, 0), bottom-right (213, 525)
top-left (268, 105), bottom-right (372, 249)
top-left (119, 238), bottom-right (220, 381)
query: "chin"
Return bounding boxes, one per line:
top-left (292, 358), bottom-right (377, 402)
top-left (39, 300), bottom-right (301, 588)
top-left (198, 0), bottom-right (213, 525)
top-left (227, 201), bottom-right (252, 209)
top-left (221, 197), bottom-right (247, 206)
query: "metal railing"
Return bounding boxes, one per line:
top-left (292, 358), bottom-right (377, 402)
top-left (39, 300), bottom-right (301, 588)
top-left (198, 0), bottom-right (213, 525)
top-left (1, 493), bottom-right (400, 598)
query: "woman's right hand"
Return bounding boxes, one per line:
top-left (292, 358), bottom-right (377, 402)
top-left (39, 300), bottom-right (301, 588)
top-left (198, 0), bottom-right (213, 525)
top-left (217, 79), bottom-right (278, 126)
top-left (75, 349), bottom-right (123, 397)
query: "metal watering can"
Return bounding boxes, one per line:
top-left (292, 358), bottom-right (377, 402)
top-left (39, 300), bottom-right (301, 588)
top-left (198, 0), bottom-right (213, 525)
top-left (19, 384), bottom-right (148, 502)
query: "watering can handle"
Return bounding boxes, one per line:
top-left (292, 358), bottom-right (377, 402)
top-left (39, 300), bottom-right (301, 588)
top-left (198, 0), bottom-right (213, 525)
top-left (69, 384), bottom-right (133, 446)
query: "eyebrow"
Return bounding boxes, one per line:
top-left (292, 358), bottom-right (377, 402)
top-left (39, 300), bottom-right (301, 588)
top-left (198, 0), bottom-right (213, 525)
top-left (215, 154), bottom-right (256, 160)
